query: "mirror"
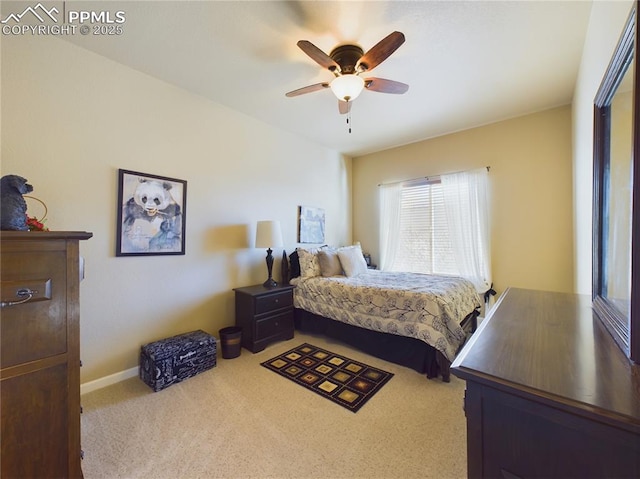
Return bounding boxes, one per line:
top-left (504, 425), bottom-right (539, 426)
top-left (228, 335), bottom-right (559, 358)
top-left (606, 59), bottom-right (633, 320)
top-left (593, 4), bottom-right (639, 362)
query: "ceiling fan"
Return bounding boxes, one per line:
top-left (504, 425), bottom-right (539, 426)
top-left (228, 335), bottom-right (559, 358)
top-left (285, 31), bottom-right (409, 115)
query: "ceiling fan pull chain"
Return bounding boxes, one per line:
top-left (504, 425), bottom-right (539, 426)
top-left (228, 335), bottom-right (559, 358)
top-left (347, 108), bottom-right (352, 134)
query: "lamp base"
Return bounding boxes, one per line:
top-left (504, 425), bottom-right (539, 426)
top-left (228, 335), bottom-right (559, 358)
top-left (263, 278), bottom-right (278, 288)
top-left (263, 247), bottom-right (277, 288)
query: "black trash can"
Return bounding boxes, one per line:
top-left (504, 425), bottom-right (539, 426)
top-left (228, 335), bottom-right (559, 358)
top-left (218, 326), bottom-right (242, 359)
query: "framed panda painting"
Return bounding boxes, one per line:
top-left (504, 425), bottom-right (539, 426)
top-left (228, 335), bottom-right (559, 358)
top-left (116, 169), bottom-right (187, 256)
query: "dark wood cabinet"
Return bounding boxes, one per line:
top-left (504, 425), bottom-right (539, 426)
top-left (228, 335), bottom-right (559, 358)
top-left (233, 284), bottom-right (295, 352)
top-left (451, 288), bottom-right (640, 479)
top-left (1, 231), bottom-right (92, 479)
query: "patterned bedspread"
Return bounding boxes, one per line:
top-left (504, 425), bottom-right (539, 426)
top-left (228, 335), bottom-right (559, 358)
top-left (292, 270), bottom-right (481, 361)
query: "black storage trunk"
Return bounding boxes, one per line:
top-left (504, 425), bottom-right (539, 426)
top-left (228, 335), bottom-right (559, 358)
top-left (139, 329), bottom-right (217, 392)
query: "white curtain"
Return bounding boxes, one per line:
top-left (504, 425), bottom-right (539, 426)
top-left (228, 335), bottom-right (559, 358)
top-left (441, 168), bottom-right (492, 295)
top-left (379, 182), bottom-right (402, 271)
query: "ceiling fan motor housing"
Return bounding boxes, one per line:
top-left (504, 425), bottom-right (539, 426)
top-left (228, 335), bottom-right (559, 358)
top-left (329, 45), bottom-right (364, 74)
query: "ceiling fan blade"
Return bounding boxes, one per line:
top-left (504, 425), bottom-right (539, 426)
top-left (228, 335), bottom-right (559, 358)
top-left (338, 100), bottom-right (351, 115)
top-left (364, 77), bottom-right (409, 94)
top-left (357, 31), bottom-right (405, 72)
top-left (297, 40), bottom-right (340, 71)
top-left (285, 82), bottom-right (330, 97)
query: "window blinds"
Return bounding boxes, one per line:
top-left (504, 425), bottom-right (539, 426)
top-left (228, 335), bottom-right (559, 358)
top-left (391, 179), bottom-right (459, 275)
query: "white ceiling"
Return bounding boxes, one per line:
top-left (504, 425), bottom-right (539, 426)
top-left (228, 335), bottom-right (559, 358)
top-left (60, 0), bottom-right (593, 157)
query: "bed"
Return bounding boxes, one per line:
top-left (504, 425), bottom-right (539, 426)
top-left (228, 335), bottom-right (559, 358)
top-left (288, 247), bottom-right (482, 382)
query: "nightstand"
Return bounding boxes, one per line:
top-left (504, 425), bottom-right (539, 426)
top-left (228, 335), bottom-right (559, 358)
top-left (233, 284), bottom-right (295, 353)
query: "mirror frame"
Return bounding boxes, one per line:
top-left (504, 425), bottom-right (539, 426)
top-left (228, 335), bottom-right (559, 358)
top-left (593, 2), bottom-right (639, 363)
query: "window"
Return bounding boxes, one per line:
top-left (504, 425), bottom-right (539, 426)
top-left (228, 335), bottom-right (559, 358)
top-left (379, 167), bottom-right (491, 294)
top-left (391, 179), bottom-right (459, 275)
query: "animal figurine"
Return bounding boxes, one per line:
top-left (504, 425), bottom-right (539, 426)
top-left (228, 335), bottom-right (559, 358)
top-left (0, 175), bottom-right (33, 231)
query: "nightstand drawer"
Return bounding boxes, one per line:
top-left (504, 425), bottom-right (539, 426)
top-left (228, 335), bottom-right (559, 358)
top-left (256, 310), bottom-right (293, 339)
top-left (255, 291), bottom-right (292, 314)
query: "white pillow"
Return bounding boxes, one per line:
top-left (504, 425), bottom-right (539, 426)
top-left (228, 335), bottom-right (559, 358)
top-left (297, 247), bottom-right (322, 278)
top-left (337, 245), bottom-right (368, 277)
top-left (317, 249), bottom-right (343, 277)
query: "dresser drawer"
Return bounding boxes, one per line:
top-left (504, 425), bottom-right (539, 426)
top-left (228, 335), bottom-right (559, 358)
top-left (255, 310), bottom-right (294, 340)
top-left (255, 290), bottom-right (292, 314)
top-left (1, 249), bottom-right (68, 368)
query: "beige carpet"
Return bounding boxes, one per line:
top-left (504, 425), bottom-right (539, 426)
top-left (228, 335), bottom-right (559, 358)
top-left (81, 331), bottom-right (467, 479)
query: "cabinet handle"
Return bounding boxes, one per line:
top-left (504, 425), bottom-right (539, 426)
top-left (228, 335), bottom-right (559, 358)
top-left (1, 288), bottom-right (36, 308)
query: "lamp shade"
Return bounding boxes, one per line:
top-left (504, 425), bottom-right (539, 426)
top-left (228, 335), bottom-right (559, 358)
top-left (330, 74), bottom-right (365, 102)
top-left (255, 220), bottom-right (283, 248)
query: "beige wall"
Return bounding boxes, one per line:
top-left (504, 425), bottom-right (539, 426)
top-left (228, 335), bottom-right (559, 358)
top-left (1, 35), bottom-right (352, 382)
top-left (352, 106), bottom-right (574, 296)
top-left (571, 0), bottom-right (635, 295)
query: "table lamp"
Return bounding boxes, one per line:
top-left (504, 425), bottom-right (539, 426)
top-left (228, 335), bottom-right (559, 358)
top-left (255, 220), bottom-right (283, 288)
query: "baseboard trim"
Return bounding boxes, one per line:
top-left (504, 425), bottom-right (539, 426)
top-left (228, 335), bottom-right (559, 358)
top-left (81, 366), bottom-right (138, 395)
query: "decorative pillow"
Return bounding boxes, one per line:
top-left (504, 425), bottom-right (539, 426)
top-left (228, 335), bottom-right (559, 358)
top-left (297, 247), bottom-right (323, 278)
top-left (337, 244), bottom-right (368, 277)
top-left (288, 250), bottom-right (301, 279)
top-left (317, 249), bottom-right (343, 277)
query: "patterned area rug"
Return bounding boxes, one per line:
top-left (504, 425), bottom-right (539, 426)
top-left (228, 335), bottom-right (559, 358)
top-left (261, 343), bottom-right (393, 413)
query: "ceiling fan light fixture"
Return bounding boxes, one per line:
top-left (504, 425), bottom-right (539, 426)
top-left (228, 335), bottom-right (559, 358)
top-left (330, 74), bottom-right (365, 102)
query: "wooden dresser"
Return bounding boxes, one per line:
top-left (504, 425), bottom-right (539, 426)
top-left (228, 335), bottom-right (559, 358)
top-left (451, 288), bottom-right (640, 478)
top-left (233, 284), bottom-right (295, 352)
top-left (1, 231), bottom-right (92, 479)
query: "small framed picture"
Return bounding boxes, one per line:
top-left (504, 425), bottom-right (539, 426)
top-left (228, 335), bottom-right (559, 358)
top-left (116, 169), bottom-right (187, 256)
top-left (298, 205), bottom-right (325, 243)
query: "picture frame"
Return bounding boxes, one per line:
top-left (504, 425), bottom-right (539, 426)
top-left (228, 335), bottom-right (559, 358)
top-left (116, 169), bottom-right (187, 256)
top-left (298, 205), bottom-right (325, 243)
